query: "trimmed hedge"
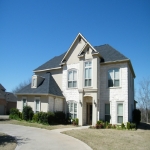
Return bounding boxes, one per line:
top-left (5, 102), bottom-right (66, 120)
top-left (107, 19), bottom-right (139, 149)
top-left (22, 106), bottom-right (34, 121)
top-left (9, 108), bottom-right (21, 120)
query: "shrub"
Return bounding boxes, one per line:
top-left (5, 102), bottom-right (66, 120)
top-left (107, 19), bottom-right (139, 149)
top-left (22, 106), bottom-right (34, 121)
top-left (9, 108), bottom-right (20, 120)
top-left (121, 123), bottom-right (125, 129)
top-left (47, 112), bottom-right (55, 124)
top-left (37, 112), bottom-right (48, 124)
top-left (111, 124), bottom-right (116, 129)
top-left (97, 120), bottom-right (103, 125)
top-left (133, 109), bottom-right (141, 125)
top-left (32, 113), bottom-right (38, 122)
top-left (54, 111), bottom-right (66, 124)
top-left (72, 118), bottom-right (79, 125)
top-left (130, 123), bottom-right (136, 129)
top-left (127, 122), bottom-right (131, 130)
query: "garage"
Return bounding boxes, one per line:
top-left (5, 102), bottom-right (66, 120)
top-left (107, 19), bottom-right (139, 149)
top-left (0, 105), bottom-right (4, 115)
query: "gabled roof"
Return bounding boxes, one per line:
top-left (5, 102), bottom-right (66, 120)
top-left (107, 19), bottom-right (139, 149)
top-left (34, 44), bottom-right (128, 72)
top-left (16, 73), bottom-right (63, 97)
top-left (34, 52), bottom-right (66, 72)
top-left (94, 44), bottom-right (128, 62)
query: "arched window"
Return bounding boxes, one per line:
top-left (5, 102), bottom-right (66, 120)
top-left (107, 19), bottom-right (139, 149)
top-left (68, 70), bottom-right (77, 88)
top-left (108, 68), bottom-right (120, 87)
top-left (67, 101), bottom-right (77, 119)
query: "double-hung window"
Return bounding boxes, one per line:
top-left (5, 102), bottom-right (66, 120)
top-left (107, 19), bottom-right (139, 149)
top-left (67, 101), bottom-right (77, 119)
top-left (35, 98), bottom-right (40, 113)
top-left (23, 98), bottom-right (27, 108)
top-left (105, 104), bottom-right (110, 122)
top-left (68, 70), bottom-right (77, 88)
top-left (117, 103), bottom-right (123, 123)
top-left (108, 68), bottom-right (120, 87)
top-left (85, 61), bottom-right (92, 86)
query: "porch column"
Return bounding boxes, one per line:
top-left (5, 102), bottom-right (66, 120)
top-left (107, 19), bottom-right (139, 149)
top-left (92, 93), bottom-right (98, 126)
top-left (78, 90), bottom-right (83, 126)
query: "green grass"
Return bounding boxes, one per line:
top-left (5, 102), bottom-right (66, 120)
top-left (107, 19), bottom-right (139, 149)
top-left (0, 119), bottom-right (75, 130)
top-left (63, 127), bottom-right (150, 150)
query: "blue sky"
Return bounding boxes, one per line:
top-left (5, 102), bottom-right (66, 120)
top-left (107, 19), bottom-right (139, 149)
top-left (0, 0), bottom-right (150, 92)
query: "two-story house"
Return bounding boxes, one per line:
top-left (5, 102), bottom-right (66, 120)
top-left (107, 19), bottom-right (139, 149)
top-left (16, 33), bottom-right (135, 126)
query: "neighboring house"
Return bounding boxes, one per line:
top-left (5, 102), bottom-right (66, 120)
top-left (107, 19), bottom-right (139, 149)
top-left (16, 33), bottom-right (135, 126)
top-left (0, 84), bottom-right (7, 115)
top-left (0, 84), bottom-right (17, 115)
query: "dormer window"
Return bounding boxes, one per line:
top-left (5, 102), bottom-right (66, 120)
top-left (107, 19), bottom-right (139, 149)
top-left (32, 79), bottom-right (35, 87)
top-left (31, 75), bottom-right (45, 88)
top-left (32, 77), bottom-right (36, 88)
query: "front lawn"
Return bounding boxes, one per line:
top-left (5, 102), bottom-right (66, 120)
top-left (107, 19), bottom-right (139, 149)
top-left (63, 123), bottom-right (150, 150)
top-left (0, 119), bottom-right (76, 130)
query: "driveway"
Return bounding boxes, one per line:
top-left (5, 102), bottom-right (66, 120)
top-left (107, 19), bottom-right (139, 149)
top-left (0, 124), bottom-right (92, 150)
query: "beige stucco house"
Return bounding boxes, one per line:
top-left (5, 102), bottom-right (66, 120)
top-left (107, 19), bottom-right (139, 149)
top-left (16, 33), bottom-right (135, 126)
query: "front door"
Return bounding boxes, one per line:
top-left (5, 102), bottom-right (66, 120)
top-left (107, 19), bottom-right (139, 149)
top-left (87, 103), bottom-right (92, 125)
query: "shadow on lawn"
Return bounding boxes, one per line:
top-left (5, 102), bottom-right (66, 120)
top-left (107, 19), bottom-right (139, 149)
top-left (0, 134), bottom-right (16, 146)
top-left (0, 134), bottom-right (30, 146)
top-left (137, 122), bottom-right (150, 130)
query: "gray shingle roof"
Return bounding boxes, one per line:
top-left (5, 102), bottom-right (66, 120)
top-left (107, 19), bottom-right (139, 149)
top-left (34, 44), bottom-right (128, 71)
top-left (16, 73), bottom-right (63, 97)
top-left (94, 44), bottom-right (128, 62)
top-left (0, 84), bottom-right (6, 91)
top-left (6, 92), bottom-right (17, 102)
top-left (34, 52), bottom-right (66, 71)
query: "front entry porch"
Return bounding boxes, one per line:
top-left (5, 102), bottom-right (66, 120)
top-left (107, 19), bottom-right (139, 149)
top-left (86, 103), bottom-right (92, 125)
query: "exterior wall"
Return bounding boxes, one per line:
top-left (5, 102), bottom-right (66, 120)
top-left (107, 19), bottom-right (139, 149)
top-left (100, 62), bottom-right (129, 124)
top-left (66, 38), bottom-right (86, 64)
top-left (128, 65), bottom-right (135, 122)
top-left (0, 99), bottom-right (6, 115)
top-left (62, 63), bottom-right (80, 103)
top-left (17, 95), bottom-right (49, 112)
top-left (17, 95), bottom-right (64, 113)
top-left (6, 101), bottom-right (16, 114)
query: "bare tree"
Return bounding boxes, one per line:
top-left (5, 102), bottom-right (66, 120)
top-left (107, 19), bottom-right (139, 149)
top-left (12, 78), bottom-right (31, 94)
top-left (137, 77), bottom-right (150, 123)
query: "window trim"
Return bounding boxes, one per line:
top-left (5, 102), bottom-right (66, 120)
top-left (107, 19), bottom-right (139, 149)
top-left (67, 69), bottom-right (78, 89)
top-left (34, 97), bottom-right (41, 113)
top-left (117, 102), bottom-right (124, 124)
top-left (67, 100), bottom-right (78, 119)
top-left (84, 60), bottom-right (92, 87)
top-left (22, 97), bottom-right (27, 109)
top-left (108, 68), bottom-right (120, 88)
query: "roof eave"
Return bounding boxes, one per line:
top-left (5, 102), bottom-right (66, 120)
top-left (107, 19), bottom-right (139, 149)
top-left (16, 93), bottom-right (64, 99)
top-left (33, 67), bottom-right (62, 73)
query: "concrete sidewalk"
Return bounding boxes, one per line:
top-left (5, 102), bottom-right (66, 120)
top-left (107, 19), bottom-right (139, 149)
top-left (0, 124), bottom-right (92, 150)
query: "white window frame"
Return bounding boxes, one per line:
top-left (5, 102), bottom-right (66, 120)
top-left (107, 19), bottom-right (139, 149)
top-left (68, 69), bottom-right (77, 88)
top-left (108, 68), bottom-right (120, 88)
top-left (22, 97), bottom-right (27, 109)
top-left (67, 101), bottom-right (77, 119)
top-left (84, 60), bottom-right (92, 87)
top-left (34, 97), bottom-right (41, 113)
top-left (117, 103), bottom-right (123, 124)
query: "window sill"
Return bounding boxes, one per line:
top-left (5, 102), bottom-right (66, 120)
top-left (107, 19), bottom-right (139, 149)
top-left (108, 87), bottom-right (122, 89)
top-left (84, 86), bottom-right (93, 89)
top-left (67, 87), bottom-right (78, 90)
